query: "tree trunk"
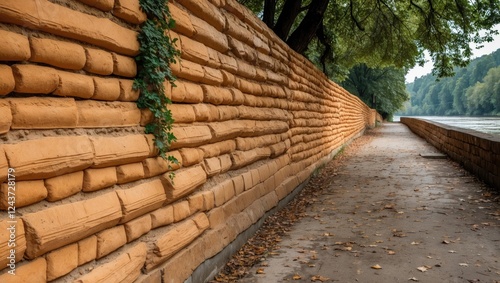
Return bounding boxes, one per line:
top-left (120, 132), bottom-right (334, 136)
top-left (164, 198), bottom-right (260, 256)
top-left (273, 0), bottom-right (303, 41)
top-left (263, 0), bottom-right (276, 28)
top-left (286, 0), bottom-right (330, 54)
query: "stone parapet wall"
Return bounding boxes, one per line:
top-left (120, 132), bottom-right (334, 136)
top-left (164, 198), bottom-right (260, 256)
top-left (0, 0), bottom-right (375, 282)
top-left (401, 118), bottom-right (500, 189)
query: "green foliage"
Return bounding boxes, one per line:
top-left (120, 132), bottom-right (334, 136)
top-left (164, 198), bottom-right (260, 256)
top-left (135, 0), bottom-right (180, 166)
top-left (399, 48), bottom-right (500, 116)
top-left (339, 64), bottom-right (409, 120)
top-left (240, 0), bottom-right (500, 80)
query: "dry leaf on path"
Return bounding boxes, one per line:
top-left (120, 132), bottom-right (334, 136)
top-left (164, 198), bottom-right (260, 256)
top-left (293, 274), bottom-right (302, 280)
top-left (371, 264), bottom-right (382, 269)
top-left (459, 263), bottom-right (469, 267)
top-left (387, 250), bottom-right (396, 255)
top-left (417, 266), bottom-right (428, 272)
top-left (409, 277), bottom-right (419, 281)
top-left (256, 268), bottom-right (265, 274)
top-left (311, 275), bottom-right (330, 282)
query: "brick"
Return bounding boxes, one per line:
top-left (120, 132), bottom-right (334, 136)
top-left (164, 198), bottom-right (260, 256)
top-left (203, 157), bottom-right (222, 177)
top-left (0, 0), bottom-right (139, 55)
top-left (78, 235), bottom-right (97, 265)
top-left (0, 219), bottom-right (26, 267)
top-left (220, 154), bottom-right (233, 173)
top-left (83, 167), bottom-right (117, 192)
top-left (96, 225), bottom-right (127, 259)
top-left (135, 270), bottom-right (162, 283)
top-left (0, 65), bottom-right (15, 95)
top-left (150, 205), bottom-right (174, 229)
top-left (0, 258), bottom-right (46, 283)
top-left (12, 64), bottom-right (59, 94)
top-left (116, 179), bottom-right (166, 223)
top-left (92, 77), bottom-right (121, 101)
top-left (192, 103), bottom-right (218, 122)
top-left (76, 0), bottom-right (113, 11)
top-left (177, 0), bottom-right (225, 31)
top-left (202, 67), bottom-right (223, 87)
top-left (202, 85), bottom-right (232, 104)
top-left (231, 149), bottom-right (270, 169)
top-left (83, 47), bottom-right (113, 75)
top-left (0, 180), bottom-right (47, 209)
top-left (46, 243), bottom-right (78, 281)
top-left (161, 237), bottom-right (206, 283)
top-left (174, 59), bottom-right (205, 82)
top-left (207, 206), bottom-right (226, 228)
top-left (212, 183), bottom-right (225, 207)
top-left (179, 148), bottom-right (204, 167)
top-left (170, 125), bottom-right (213, 149)
top-left (171, 80), bottom-right (203, 103)
top-left (90, 135), bottom-right (150, 168)
top-left (77, 100), bottom-right (141, 128)
top-left (22, 192), bottom-right (122, 259)
top-left (202, 190), bottom-right (215, 211)
top-left (0, 147), bottom-right (7, 182)
top-left (190, 14), bottom-right (229, 53)
top-left (124, 214), bottom-right (151, 242)
top-left (143, 157), bottom-right (170, 177)
top-left (232, 175), bottom-right (245, 195)
top-left (161, 165), bottom-right (207, 201)
top-left (0, 29), bottom-right (30, 61)
top-left (4, 136), bottom-right (94, 180)
top-left (179, 34), bottom-right (209, 64)
top-left (146, 213), bottom-right (209, 271)
top-left (0, 100), bottom-right (12, 134)
top-left (53, 70), bottom-right (95, 99)
top-left (113, 0), bottom-right (147, 24)
top-left (8, 97), bottom-right (78, 129)
top-left (74, 242), bottom-right (146, 283)
top-left (29, 37), bottom-right (86, 70)
top-left (118, 79), bottom-right (140, 101)
top-left (44, 171), bottom-right (83, 201)
top-left (112, 53), bottom-right (137, 77)
top-left (170, 104), bottom-right (196, 123)
top-left (188, 193), bottom-right (204, 213)
top-left (173, 200), bottom-right (191, 222)
top-left (116, 162), bottom-right (145, 184)
top-left (168, 2), bottom-right (195, 37)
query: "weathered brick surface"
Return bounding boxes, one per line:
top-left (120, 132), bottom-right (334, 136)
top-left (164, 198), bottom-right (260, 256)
top-left (0, 257), bottom-right (46, 283)
top-left (116, 179), bottom-right (166, 223)
top-left (44, 171), bottom-right (83, 201)
top-left (0, 64), bottom-right (15, 96)
top-left (8, 97), bottom-right (78, 129)
top-left (0, 100), bottom-right (12, 134)
top-left (0, 219), bottom-right (26, 267)
top-left (0, 29), bottom-right (30, 61)
top-left (0, 180), bottom-right (47, 209)
top-left (4, 136), bottom-right (94, 180)
top-left (12, 64), bottom-right (59, 94)
top-left (78, 235), bottom-right (97, 265)
top-left (161, 165), bottom-right (207, 201)
top-left (74, 242), bottom-right (147, 283)
top-left (22, 192), bottom-right (122, 258)
top-left (29, 37), bottom-right (86, 70)
top-left (46, 243), bottom-right (78, 281)
top-left (83, 167), bottom-right (118, 192)
top-left (54, 70), bottom-right (95, 99)
top-left (96, 225), bottom-right (127, 259)
top-left (90, 135), bottom-right (150, 168)
top-left (124, 214), bottom-right (152, 242)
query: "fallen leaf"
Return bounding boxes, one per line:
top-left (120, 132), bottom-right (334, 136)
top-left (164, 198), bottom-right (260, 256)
top-left (293, 274), bottom-right (302, 280)
top-left (387, 250), bottom-right (396, 255)
top-left (417, 266), bottom-right (428, 272)
top-left (459, 263), bottom-right (469, 267)
top-left (371, 264), bottom-right (382, 269)
top-left (256, 268), bottom-right (265, 274)
top-left (448, 250), bottom-right (457, 253)
top-left (409, 277), bottom-right (419, 281)
top-left (442, 240), bottom-right (450, 244)
top-left (311, 275), bottom-right (330, 282)
top-left (411, 241), bottom-right (420, 245)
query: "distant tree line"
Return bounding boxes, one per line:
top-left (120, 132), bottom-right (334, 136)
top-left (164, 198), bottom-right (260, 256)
top-left (400, 48), bottom-right (500, 116)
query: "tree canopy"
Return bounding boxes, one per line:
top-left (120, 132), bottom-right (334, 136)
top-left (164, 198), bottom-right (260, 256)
top-left (239, 0), bottom-right (500, 79)
top-left (340, 64), bottom-right (409, 120)
top-left (400, 48), bottom-right (500, 116)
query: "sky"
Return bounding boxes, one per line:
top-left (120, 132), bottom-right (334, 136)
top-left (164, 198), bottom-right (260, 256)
top-left (405, 27), bottom-right (500, 83)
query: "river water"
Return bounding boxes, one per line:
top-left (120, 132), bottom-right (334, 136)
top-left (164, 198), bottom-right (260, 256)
top-left (394, 116), bottom-right (500, 136)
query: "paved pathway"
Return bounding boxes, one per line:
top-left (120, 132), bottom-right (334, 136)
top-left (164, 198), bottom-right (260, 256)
top-left (240, 123), bottom-right (500, 283)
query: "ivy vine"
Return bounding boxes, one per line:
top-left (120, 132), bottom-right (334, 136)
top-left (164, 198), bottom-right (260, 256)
top-left (134, 0), bottom-right (180, 171)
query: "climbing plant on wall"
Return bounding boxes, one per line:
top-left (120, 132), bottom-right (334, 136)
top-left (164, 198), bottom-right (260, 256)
top-left (134, 0), bottom-right (180, 171)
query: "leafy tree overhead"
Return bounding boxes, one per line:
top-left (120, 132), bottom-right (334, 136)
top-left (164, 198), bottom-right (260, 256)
top-left (239, 0), bottom-right (500, 79)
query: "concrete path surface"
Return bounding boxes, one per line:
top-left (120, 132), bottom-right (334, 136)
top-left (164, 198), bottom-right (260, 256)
top-left (239, 123), bottom-right (500, 283)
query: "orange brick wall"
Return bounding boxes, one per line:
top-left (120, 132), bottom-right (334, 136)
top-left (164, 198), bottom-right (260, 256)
top-left (401, 118), bottom-right (500, 189)
top-left (0, 0), bottom-right (375, 282)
